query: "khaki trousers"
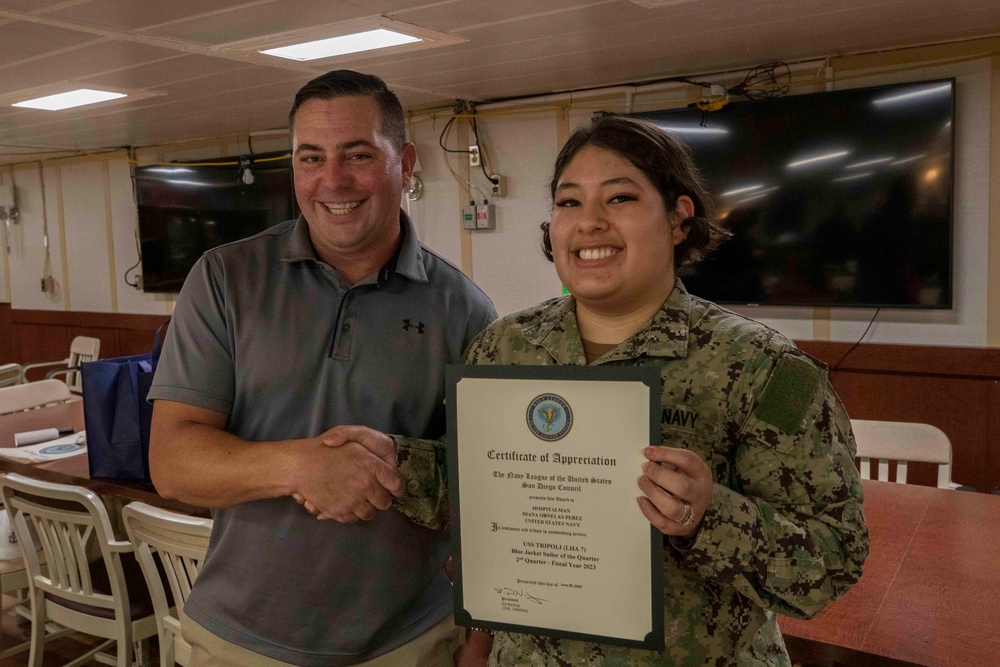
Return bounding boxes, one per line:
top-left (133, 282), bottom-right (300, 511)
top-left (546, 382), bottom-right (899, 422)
top-left (183, 614), bottom-right (461, 667)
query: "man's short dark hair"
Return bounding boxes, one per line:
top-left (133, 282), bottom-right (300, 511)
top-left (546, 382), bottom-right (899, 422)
top-left (289, 70), bottom-right (406, 148)
top-left (541, 114), bottom-right (730, 268)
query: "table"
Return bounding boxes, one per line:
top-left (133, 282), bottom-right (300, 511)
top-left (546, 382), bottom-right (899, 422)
top-left (0, 399), bottom-right (206, 516)
top-left (779, 480), bottom-right (1000, 667)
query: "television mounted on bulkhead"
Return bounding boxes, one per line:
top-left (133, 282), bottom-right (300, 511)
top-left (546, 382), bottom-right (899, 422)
top-left (634, 78), bottom-right (955, 309)
top-left (135, 151), bottom-right (297, 293)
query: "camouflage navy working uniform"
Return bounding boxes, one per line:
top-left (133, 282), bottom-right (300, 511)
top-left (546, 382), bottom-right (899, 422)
top-left (401, 279), bottom-right (869, 666)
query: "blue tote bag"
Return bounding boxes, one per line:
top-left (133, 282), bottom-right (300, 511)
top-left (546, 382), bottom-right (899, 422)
top-left (80, 324), bottom-right (166, 481)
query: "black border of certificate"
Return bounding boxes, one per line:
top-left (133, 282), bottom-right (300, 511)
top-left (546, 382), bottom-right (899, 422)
top-left (446, 364), bottom-right (664, 651)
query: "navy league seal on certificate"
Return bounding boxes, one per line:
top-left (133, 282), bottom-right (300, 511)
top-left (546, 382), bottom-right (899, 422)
top-left (446, 364), bottom-right (663, 650)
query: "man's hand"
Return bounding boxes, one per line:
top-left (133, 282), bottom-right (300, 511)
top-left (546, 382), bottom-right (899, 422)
top-left (292, 426), bottom-right (403, 522)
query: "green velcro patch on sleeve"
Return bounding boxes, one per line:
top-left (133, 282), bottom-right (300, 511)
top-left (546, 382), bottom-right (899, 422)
top-left (753, 353), bottom-right (820, 433)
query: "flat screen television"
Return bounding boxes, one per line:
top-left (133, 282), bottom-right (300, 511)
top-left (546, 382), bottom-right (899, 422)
top-left (634, 78), bottom-right (955, 309)
top-left (136, 151), bottom-right (297, 293)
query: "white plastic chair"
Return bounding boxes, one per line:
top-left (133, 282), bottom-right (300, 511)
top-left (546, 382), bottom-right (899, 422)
top-left (0, 473), bottom-right (156, 667)
top-left (0, 363), bottom-right (22, 388)
top-left (0, 379), bottom-right (73, 416)
top-left (122, 502), bottom-right (212, 667)
top-left (19, 336), bottom-right (101, 393)
top-left (851, 419), bottom-right (956, 489)
top-left (0, 508), bottom-right (70, 660)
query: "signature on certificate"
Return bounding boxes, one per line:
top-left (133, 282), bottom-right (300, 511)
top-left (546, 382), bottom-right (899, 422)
top-left (495, 587), bottom-right (548, 605)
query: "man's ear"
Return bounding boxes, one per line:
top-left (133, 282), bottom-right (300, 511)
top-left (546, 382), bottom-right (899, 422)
top-left (401, 142), bottom-right (417, 183)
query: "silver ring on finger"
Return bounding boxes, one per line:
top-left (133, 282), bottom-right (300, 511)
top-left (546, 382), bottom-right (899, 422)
top-left (677, 502), bottom-right (696, 526)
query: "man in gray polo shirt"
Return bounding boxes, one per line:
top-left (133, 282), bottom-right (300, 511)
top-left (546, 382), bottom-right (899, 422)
top-left (148, 70), bottom-right (496, 666)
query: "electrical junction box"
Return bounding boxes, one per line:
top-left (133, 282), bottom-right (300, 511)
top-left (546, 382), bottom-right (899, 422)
top-left (462, 203), bottom-right (477, 230)
top-left (489, 175), bottom-right (507, 198)
top-left (476, 203), bottom-right (496, 230)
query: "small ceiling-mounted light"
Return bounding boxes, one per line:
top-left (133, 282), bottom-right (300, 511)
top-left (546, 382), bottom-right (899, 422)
top-left (261, 28), bottom-right (421, 61)
top-left (13, 89), bottom-right (127, 111)
top-left (628, 0), bottom-right (702, 7)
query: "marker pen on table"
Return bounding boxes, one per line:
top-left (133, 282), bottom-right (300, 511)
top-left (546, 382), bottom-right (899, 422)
top-left (13, 428), bottom-right (74, 447)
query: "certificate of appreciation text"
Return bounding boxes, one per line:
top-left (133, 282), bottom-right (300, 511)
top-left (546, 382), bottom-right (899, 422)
top-left (447, 364), bottom-right (663, 650)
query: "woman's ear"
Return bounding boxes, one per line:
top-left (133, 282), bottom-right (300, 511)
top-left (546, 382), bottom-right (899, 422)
top-left (674, 195), bottom-right (695, 221)
top-left (672, 195), bottom-right (695, 245)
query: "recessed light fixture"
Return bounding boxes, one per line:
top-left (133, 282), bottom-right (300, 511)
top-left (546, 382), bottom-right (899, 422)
top-left (261, 28), bottom-right (421, 61)
top-left (13, 88), bottom-right (127, 111)
top-left (221, 18), bottom-right (466, 62)
top-left (629, 0), bottom-right (702, 7)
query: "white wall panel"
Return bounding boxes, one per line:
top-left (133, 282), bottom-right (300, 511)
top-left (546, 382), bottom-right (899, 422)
top-left (60, 161), bottom-right (113, 313)
top-left (7, 165), bottom-right (65, 311)
top-left (468, 112), bottom-right (562, 317)
top-left (407, 122), bottom-right (463, 269)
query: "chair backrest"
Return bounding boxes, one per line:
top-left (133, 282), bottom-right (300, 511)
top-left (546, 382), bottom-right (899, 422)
top-left (0, 379), bottom-right (73, 416)
top-left (65, 336), bottom-right (101, 391)
top-left (0, 473), bottom-right (134, 622)
top-left (851, 419), bottom-right (954, 489)
top-left (68, 336), bottom-right (101, 366)
top-left (122, 502), bottom-right (212, 667)
top-left (0, 363), bottom-right (22, 388)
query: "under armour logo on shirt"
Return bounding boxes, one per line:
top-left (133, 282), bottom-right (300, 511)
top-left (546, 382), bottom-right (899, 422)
top-left (402, 319), bottom-right (425, 334)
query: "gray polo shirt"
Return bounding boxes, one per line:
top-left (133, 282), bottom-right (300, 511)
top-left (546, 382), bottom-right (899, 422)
top-left (149, 212), bottom-right (495, 666)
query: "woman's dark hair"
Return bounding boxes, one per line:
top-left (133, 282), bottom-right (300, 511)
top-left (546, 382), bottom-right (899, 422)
top-left (288, 70), bottom-right (406, 149)
top-left (541, 113), bottom-right (730, 268)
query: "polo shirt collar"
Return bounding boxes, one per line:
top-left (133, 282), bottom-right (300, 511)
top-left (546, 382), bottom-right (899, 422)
top-left (522, 278), bottom-right (692, 364)
top-left (280, 210), bottom-right (428, 285)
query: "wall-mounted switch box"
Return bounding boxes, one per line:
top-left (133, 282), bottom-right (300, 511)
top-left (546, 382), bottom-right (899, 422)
top-left (476, 202), bottom-right (496, 230)
top-left (462, 202), bottom-right (476, 230)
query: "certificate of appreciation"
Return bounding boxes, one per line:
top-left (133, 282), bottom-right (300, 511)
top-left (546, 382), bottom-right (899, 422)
top-left (446, 364), bottom-right (664, 650)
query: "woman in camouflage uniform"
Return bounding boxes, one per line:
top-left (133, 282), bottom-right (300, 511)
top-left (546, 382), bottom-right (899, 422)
top-left (460, 115), bottom-right (869, 667)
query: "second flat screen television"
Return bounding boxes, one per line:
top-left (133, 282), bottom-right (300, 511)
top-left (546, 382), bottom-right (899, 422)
top-left (136, 151), bottom-right (297, 293)
top-left (635, 78), bottom-right (955, 309)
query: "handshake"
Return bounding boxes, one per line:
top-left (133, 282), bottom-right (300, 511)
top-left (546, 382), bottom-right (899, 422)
top-left (291, 424), bottom-right (405, 523)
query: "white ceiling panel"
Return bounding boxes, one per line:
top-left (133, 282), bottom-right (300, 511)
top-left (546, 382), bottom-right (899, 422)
top-left (0, 40), bottom-right (181, 95)
top-left (1, 0), bottom-right (999, 163)
top-left (44, 0), bottom-right (269, 32)
top-left (0, 0), bottom-right (83, 12)
top-left (84, 55), bottom-right (255, 92)
top-left (141, 0), bottom-right (376, 44)
top-left (0, 20), bottom-right (98, 60)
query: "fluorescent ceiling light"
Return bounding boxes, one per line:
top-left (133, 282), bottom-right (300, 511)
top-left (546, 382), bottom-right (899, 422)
top-left (889, 153), bottom-right (927, 167)
top-left (733, 186), bottom-right (779, 204)
top-left (721, 184), bottom-right (764, 197)
top-left (13, 89), bottom-right (126, 111)
top-left (845, 157), bottom-right (894, 169)
top-left (630, 0), bottom-right (702, 6)
top-left (735, 192), bottom-right (769, 205)
top-left (832, 172), bottom-right (872, 183)
top-left (142, 167), bottom-right (194, 174)
top-left (659, 125), bottom-right (729, 136)
top-left (787, 150), bottom-right (850, 169)
top-left (872, 83), bottom-right (951, 107)
top-left (261, 28), bottom-right (421, 61)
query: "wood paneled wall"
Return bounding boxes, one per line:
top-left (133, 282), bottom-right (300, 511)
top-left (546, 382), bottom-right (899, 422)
top-left (1, 306), bottom-right (997, 492)
top-left (798, 341), bottom-right (1000, 494)
top-left (0, 306), bottom-right (169, 380)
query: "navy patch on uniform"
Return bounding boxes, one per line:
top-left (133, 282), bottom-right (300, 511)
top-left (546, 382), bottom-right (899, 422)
top-left (754, 353), bottom-right (820, 433)
top-left (526, 394), bottom-right (573, 441)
